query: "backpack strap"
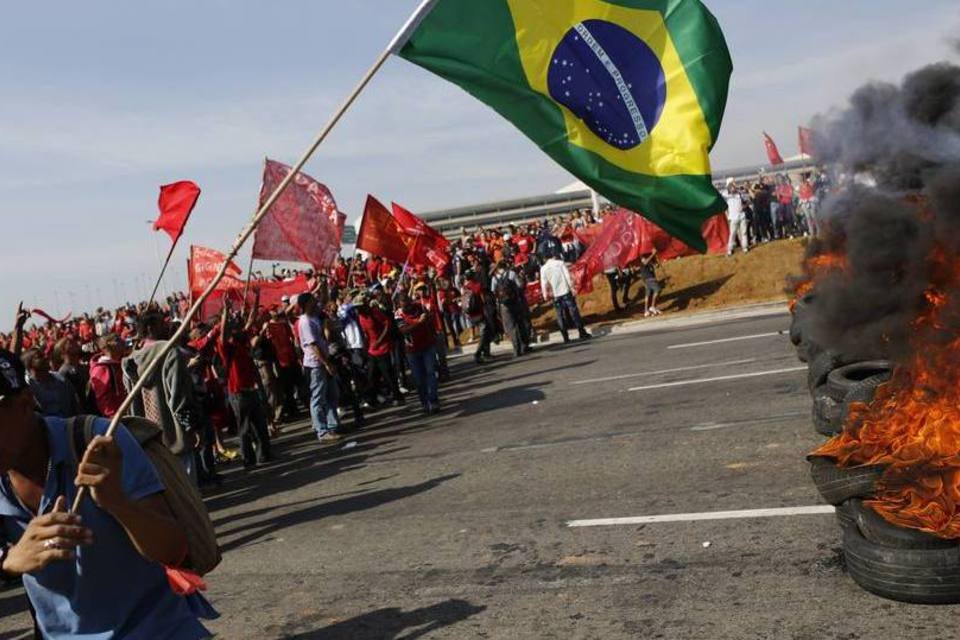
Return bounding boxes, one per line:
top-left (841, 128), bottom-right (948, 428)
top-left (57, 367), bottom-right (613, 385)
top-left (65, 415), bottom-right (99, 466)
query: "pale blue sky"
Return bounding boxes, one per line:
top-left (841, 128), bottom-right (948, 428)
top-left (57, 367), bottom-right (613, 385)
top-left (0, 1), bottom-right (957, 315)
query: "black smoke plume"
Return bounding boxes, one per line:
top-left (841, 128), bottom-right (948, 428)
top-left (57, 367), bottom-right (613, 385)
top-left (800, 61), bottom-right (960, 363)
top-left (811, 63), bottom-right (960, 190)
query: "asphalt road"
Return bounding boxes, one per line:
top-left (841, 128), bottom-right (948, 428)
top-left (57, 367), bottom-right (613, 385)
top-left (3, 309), bottom-right (959, 639)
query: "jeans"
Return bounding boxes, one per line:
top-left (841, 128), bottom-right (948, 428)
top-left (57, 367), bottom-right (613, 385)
top-left (553, 294), bottom-right (586, 339)
top-left (306, 366), bottom-right (340, 437)
top-left (228, 390), bottom-right (272, 465)
top-left (769, 202), bottom-right (781, 239)
top-left (407, 346), bottom-right (439, 409)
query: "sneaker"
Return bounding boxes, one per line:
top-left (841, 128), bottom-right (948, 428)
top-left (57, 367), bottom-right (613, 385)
top-left (318, 432), bottom-right (343, 445)
top-left (399, 385), bottom-right (411, 394)
top-left (361, 401), bottom-right (372, 409)
top-left (336, 408), bottom-right (345, 418)
top-left (579, 331), bottom-right (593, 341)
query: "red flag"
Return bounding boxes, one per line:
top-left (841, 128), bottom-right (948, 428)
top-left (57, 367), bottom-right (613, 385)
top-left (154, 181), bottom-right (201, 243)
top-left (392, 202), bottom-right (451, 270)
top-left (252, 159), bottom-right (343, 269)
top-left (188, 246), bottom-right (243, 298)
top-left (763, 132), bottom-right (784, 166)
top-left (250, 275), bottom-right (312, 310)
top-left (570, 209), bottom-right (728, 293)
top-left (357, 196), bottom-right (412, 264)
top-left (798, 126), bottom-right (815, 157)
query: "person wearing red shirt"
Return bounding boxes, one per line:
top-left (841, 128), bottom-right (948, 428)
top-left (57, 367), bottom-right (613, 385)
top-left (415, 282), bottom-right (449, 381)
top-left (356, 295), bottom-right (404, 406)
top-left (217, 303), bottom-right (272, 466)
top-left (394, 290), bottom-right (439, 414)
top-left (265, 309), bottom-right (300, 419)
top-left (437, 278), bottom-right (463, 348)
top-left (333, 257), bottom-right (348, 289)
top-left (775, 176), bottom-right (797, 237)
top-left (365, 256), bottom-right (381, 285)
top-left (88, 334), bottom-right (126, 418)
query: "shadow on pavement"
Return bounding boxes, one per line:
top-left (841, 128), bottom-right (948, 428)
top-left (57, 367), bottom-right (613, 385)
top-left (218, 474), bottom-right (460, 553)
top-left (453, 382), bottom-right (549, 418)
top-left (284, 599), bottom-right (486, 640)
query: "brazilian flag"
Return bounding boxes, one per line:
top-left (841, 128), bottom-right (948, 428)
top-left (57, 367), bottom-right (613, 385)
top-left (396, 0), bottom-right (732, 250)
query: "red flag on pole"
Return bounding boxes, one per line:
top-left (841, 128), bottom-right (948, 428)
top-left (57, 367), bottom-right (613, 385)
top-left (798, 126), bottom-right (815, 158)
top-left (154, 181), bottom-right (201, 243)
top-left (391, 202), bottom-right (451, 270)
top-left (763, 132), bottom-right (784, 166)
top-left (357, 196), bottom-right (412, 264)
top-left (252, 159), bottom-right (343, 269)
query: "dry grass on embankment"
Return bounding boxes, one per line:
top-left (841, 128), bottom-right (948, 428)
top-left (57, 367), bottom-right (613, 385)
top-left (531, 237), bottom-right (807, 333)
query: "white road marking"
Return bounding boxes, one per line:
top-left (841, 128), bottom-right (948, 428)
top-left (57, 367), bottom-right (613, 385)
top-left (627, 367), bottom-right (807, 392)
top-left (567, 506), bottom-right (835, 528)
top-left (667, 332), bottom-right (784, 350)
top-left (569, 358), bottom-right (756, 386)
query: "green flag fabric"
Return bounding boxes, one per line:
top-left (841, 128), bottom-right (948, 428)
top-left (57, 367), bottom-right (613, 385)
top-left (396, 0), bottom-right (732, 250)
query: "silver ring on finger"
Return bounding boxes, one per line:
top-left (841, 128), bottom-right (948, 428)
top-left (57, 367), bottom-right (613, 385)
top-left (42, 538), bottom-right (61, 550)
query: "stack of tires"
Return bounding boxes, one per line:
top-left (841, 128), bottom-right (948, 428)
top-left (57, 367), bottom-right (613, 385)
top-left (810, 459), bottom-right (960, 603)
top-left (792, 293), bottom-right (960, 603)
top-left (790, 292), bottom-right (892, 438)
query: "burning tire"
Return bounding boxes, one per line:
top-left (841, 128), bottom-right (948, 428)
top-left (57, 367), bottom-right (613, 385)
top-left (812, 390), bottom-right (843, 436)
top-left (843, 526), bottom-right (960, 604)
top-left (808, 351), bottom-right (845, 392)
top-left (809, 456), bottom-right (884, 505)
top-left (825, 361), bottom-right (893, 402)
top-left (835, 500), bottom-right (858, 531)
top-left (848, 499), bottom-right (957, 550)
top-left (838, 374), bottom-right (892, 428)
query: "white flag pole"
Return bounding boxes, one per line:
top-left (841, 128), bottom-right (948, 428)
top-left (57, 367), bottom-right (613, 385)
top-left (71, 0), bottom-right (439, 513)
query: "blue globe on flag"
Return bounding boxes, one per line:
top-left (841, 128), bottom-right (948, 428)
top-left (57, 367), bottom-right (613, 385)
top-left (547, 20), bottom-right (667, 151)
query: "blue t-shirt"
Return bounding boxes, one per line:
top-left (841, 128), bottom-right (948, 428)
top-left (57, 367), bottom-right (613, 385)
top-left (0, 416), bottom-right (210, 640)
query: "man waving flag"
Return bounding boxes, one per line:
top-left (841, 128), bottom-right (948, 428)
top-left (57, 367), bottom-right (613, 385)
top-left (394, 0), bottom-right (732, 250)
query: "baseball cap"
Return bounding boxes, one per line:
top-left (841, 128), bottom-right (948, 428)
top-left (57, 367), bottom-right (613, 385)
top-left (0, 350), bottom-right (27, 403)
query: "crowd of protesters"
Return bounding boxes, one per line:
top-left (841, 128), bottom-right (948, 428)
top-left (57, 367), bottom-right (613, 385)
top-left (0, 168), bottom-right (837, 479)
top-left (0, 166), bottom-right (834, 637)
top-left (721, 169), bottom-right (830, 255)
top-left (0, 213), bottom-right (605, 484)
top-left (0, 168), bottom-right (836, 479)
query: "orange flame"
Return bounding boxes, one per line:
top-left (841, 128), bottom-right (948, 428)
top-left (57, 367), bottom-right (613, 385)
top-left (813, 244), bottom-right (960, 538)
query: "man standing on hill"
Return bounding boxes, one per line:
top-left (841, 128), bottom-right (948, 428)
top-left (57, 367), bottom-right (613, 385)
top-left (723, 178), bottom-right (749, 255)
top-left (540, 251), bottom-right (591, 343)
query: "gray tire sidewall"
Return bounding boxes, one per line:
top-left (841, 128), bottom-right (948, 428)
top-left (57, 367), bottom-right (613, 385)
top-left (843, 525), bottom-right (960, 604)
top-left (808, 457), bottom-right (884, 505)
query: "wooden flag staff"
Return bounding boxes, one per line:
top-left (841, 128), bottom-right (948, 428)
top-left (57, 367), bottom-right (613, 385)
top-left (71, 0), bottom-right (439, 513)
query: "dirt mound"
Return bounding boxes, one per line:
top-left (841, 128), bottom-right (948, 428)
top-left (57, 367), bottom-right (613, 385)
top-left (532, 238), bottom-right (806, 332)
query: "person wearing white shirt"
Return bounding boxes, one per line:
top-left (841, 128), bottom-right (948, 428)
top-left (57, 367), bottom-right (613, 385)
top-left (723, 178), bottom-right (749, 256)
top-left (540, 252), bottom-right (591, 343)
